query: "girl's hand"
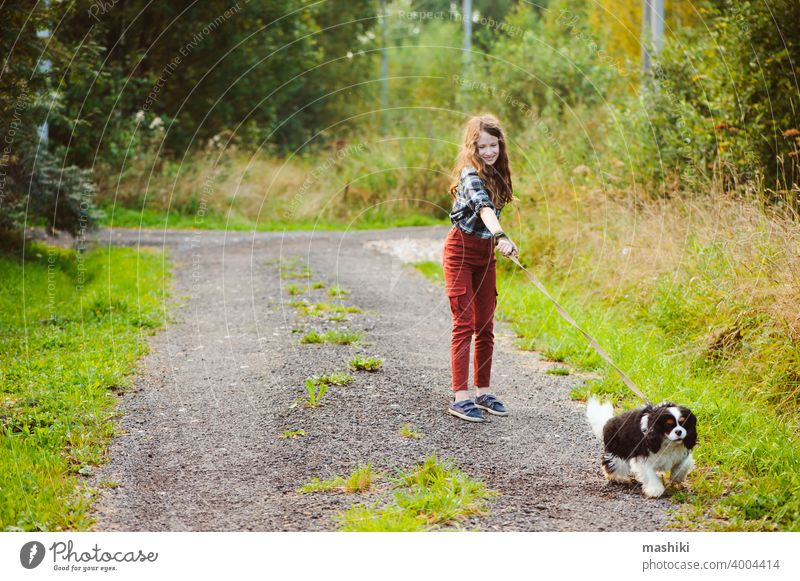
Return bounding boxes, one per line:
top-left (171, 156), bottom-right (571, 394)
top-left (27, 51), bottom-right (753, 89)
top-left (497, 236), bottom-right (518, 258)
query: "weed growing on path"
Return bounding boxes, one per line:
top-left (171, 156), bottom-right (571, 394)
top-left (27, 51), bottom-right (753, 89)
top-left (278, 429), bottom-right (307, 439)
top-left (277, 256), bottom-right (312, 279)
top-left (294, 372), bottom-right (353, 408)
top-left (298, 476), bottom-right (345, 493)
top-left (334, 455), bottom-right (496, 531)
top-left (301, 377), bottom-right (328, 408)
top-left (338, 505), bottom-right (428, 531)
top-left (343, 463), bottom-right (377, 493)
top-left (285, 283), bottom-right (304, 296)
top-left (295, 302), bottom-right (363, 317)
top-left (349, 355), bottom-right (383, 371)
top-left (299, 330), bottom-right (323, 344)
top-left (546, 367), bottom-right (571, 375)
top-left (316, 372), bottom-right (354, 387)
top-left (399, 424), bottom-right (421, 439)
top-left (328, 284), bottom-right (349, 297)
top-left (300, 329), bottom-right (362, 345)
top-left (298, 464), bottom-right (377, 494)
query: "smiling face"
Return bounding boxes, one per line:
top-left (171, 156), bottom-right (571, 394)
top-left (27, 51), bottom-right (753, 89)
top-left (476, 130), bottom-right (500, 166)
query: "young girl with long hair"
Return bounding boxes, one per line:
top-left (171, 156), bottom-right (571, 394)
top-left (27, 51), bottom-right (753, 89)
top-left (442, 113), bottom-right (519, 422)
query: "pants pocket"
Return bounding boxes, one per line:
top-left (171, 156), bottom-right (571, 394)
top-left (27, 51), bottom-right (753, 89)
top-left (446, 287), bottom-right (468, 319)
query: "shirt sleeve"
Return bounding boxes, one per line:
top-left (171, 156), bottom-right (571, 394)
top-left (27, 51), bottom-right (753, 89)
top-left (462, 168), bottom-right (496, 217)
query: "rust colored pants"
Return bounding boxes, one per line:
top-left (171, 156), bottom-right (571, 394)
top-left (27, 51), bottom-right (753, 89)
top-left (442, 226), bottom-right (497, 392)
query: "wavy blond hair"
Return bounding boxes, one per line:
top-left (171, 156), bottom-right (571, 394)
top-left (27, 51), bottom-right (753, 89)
top-left (448, 113), bottom-right (514, 209)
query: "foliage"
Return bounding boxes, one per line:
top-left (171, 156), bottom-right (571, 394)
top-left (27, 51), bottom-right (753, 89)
top-left (0, 243), bottom-right (168, 530)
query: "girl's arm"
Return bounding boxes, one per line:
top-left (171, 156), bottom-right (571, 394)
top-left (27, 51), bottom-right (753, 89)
top-left (479, 206), bottom-right (503, 236)
top-left (479, 207), bottom-right (518, 258)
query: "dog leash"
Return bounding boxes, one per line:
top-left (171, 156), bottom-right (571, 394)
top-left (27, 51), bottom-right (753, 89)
top-left (507, 253), bottom-right (652, 405)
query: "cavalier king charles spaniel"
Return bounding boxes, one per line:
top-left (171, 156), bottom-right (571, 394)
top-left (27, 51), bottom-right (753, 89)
top-left (586, 397), bottom-right (697, 498)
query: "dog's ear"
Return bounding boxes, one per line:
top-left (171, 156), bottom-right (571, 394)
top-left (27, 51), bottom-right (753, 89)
top-left (644, 424), bottom-right (664, 453)
top-left (643, 409), bottom-right (664, 453)
top-left (679, 407), bottom-right (697, 449)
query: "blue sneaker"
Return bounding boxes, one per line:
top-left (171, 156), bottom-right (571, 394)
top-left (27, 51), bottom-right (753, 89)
top-left (448, 399), bottom-right (487, 422)
top-left (474, 394), bottom-right (508, 416)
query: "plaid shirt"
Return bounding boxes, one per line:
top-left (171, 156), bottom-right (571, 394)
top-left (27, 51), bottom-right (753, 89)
top-left (449, 166), bottom-right (501, 239)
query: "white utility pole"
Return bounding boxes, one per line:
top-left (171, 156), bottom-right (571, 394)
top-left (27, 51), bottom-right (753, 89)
top-left (641, 0), bottom-right (664, 73)
top-left (463, 0), bottom-right (472, 110)
top-left (380, 0), bottom-right (388, 135)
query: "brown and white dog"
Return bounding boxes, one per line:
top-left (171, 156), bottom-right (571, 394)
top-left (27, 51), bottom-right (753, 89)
top-left (586, 397), bottom-right (697, 498)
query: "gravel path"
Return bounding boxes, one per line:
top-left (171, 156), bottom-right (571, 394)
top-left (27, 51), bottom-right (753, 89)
top-left (89, 226), bottom-right (673, 531)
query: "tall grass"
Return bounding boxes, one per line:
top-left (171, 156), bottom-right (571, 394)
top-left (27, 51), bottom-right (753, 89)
top-left (418, 185), bottom-right (800, 530)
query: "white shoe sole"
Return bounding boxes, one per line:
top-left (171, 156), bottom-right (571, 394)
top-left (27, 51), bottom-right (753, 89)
top-left (474, 404), bottom-right (509, 417)
top-left (447, 407), bottom-right (486, 422)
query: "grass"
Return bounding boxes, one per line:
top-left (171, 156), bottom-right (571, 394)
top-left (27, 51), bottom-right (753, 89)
top-left (298, 475), bottom-right (345, 493)
top-left (316, 372), bottom-right (354, 387)
top-left (399, 423), bottom-right (421, 439)
top-left (414, 192), bottom-right (800, 531)
top-left (546, 367), bottom-right (571, 376)
top-left (285, 283), bottom-right (304, 296)
top-left (349, 355), bottom-right (383, 372)
top-left (411, 261), bottom-right (444, 285)
top-left (343, 463), bottom-right (377, 493)
top-left (278, 258), bottom-right (312, 280)
top-left (338, 504), bottom-right (429, 532)
top-left (300, 377), bottom-right (328, 408)
top-left (278, 429), bottom-right (307, 439)
top-left (299, 329), bottom-right (362, 345)
top-left (293, 301), bottom-right (363, 317)
top-left (99, 203), bottom-right (446, 232)
top-left (0, 241), bottom-right (169, 531)
top-left (298, 463), bottom-right (377, 494)
top-left (294, 372), bottom-right (354, 408)
top-left (336, 454), bottom-right (496, 531)
top-left (328, 284), bottom-right (349, 298)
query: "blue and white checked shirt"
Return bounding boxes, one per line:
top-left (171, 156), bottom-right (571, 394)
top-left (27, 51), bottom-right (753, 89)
top-left (449, 166), bottom-right (501, 239)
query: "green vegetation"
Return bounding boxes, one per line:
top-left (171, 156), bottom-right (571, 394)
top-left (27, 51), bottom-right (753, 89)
top-left (278, 429), bottom-right (307, 439)
top-left (300, 330), bottom-right (362, 346)
top-left (295, 372), bottom-right (354, 408)
top-left (298, 463), bottom-right (377, 494)
top-left (399, 424), bottom-right (421, 439)
top-left (299, 378), bottom-right (328, 408)
top-left (416, 227), bottom-right (800, 531)
top-left (293, 301), bottom-right (363, 317)
top-left (546, 367), bottom-right (571, 376)
top-left (6, 0), bottom-right (800, 534)
top-left (285, 283), bottom-right (304, 296)
top-left (343, 463), bottom-right (378, 493)
top-left (349, 355), bottom-right (383, 372)
top-left (315, 372), bottom-right (354, 388)
top-left (328, 285), bottom-right (349, 298)
top-left (278, 258), bottom-right (312, 280)
top-left (0, 243), bottom-right (169, 531)
top-left (298, 476), bottom-right (345, 494)
top-left (338, 455), bottom-right (496, 531)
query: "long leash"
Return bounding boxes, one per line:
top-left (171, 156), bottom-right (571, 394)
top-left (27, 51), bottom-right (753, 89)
top-left (507, 253), bottom-right (652, 405)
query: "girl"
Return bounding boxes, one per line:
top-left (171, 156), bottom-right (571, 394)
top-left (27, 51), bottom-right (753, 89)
top-left (443, 114), bottom-right (519, 423)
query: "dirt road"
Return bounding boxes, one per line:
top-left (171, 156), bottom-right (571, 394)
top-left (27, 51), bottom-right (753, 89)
top-left (90, 226), bottom-right (672, 531)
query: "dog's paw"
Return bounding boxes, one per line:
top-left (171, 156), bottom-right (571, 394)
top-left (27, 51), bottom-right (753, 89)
top-left (642, 482), bottom-right (666, 498)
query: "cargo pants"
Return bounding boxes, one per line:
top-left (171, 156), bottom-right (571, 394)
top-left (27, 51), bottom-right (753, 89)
top-left (442, 226), bottom-right (497, 392)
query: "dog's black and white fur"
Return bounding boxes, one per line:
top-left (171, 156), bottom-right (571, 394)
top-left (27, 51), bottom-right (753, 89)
top-left (586, 397), bottom-right (697, 498)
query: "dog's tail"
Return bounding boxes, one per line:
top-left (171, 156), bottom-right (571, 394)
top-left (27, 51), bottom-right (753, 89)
top-left (586, 396), bottom-right (614, 440)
